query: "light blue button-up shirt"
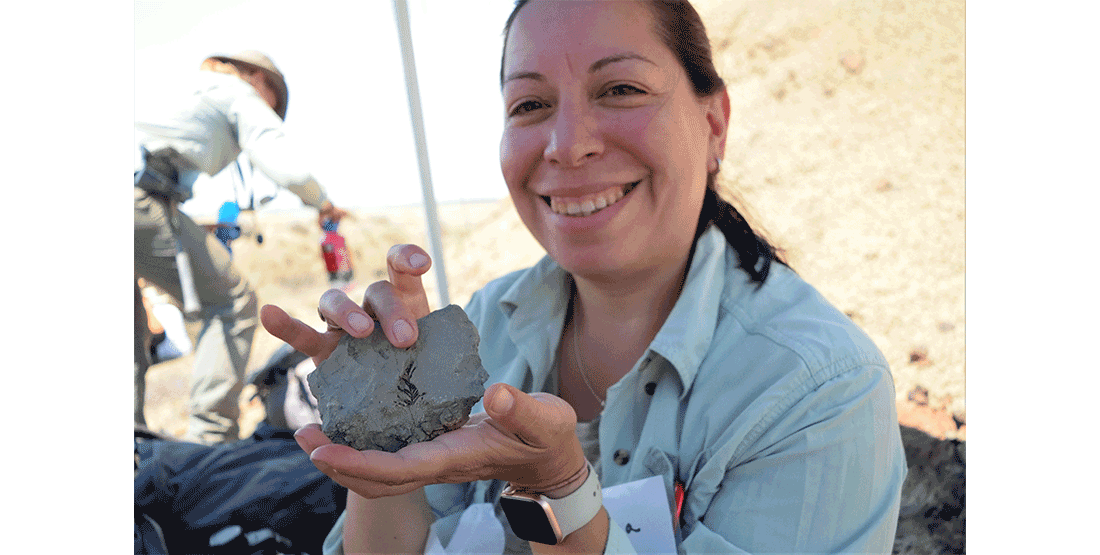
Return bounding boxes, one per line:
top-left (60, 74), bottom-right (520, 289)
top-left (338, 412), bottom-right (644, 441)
top-left (325, 226), bottom-right (906, 554)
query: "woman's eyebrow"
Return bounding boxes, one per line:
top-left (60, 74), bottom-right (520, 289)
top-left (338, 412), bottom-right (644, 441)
top-left (589, 52), bottom-right (656, 73)
top-left (503, 53), bottom-right (657, 86)
top-left (503, 70), bottom-right (544, 85)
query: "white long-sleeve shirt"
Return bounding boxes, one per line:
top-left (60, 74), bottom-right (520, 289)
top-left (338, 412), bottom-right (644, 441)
top-left (135, 71), bottom-right (329, 209)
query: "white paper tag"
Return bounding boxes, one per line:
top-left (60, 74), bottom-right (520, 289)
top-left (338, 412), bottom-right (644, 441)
top-left (602, 475), bottom-right (677, 554)
top-left (426, 476), bottom-right (675, 554)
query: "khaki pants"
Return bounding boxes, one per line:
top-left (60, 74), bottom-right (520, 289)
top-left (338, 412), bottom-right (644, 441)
top-left (134, 187), bottom-right (257, 444)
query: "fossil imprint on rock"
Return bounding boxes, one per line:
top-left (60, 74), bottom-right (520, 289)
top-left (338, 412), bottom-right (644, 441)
top-left (308, 305), bottom-right (489, 452)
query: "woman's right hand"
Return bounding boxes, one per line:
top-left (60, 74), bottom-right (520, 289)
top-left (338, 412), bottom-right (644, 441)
top-left (259, 244), bottom-right (434, 366)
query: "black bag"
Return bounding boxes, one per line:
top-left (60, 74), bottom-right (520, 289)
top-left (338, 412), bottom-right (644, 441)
top-left (134, 424), bottom-right (347, 555)
top-left (246, 344), bottom-right (320, 430)
top-left (135, 146), bottom-right (192, 203)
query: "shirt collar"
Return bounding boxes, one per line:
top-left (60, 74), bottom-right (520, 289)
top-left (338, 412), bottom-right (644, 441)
top-left (497, 256), bottom-right (571, 391)
top-left (647, 225), bottom-right (729, 395)
top-left (495, 225), bottom-right (731, 395)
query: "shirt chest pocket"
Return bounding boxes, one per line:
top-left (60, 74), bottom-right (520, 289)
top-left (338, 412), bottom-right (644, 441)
top-left (637, 445), bottom-right (729, 541)
top-left (635, 447), bottom-right (684, 535)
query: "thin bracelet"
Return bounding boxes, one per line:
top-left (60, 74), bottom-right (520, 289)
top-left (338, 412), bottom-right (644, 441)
top-left (509, 460), bottom-right (589, 499)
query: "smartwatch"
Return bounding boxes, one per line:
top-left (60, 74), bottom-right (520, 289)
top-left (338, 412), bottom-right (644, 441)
top-left (499, 461), bottom-right (603, 545)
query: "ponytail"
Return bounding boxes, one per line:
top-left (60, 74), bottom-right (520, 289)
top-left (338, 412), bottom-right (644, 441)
top-left (694, 182), bottom-right (785, 286)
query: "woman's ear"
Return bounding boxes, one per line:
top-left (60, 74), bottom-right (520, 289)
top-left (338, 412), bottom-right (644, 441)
top-left (705, 88), bottom-right (731, 162)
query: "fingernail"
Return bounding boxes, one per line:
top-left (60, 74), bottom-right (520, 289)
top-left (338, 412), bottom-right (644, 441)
top-left (347, 312), bottom-right (371, 334)
top-left (392, 319), bottom-right (414, 343)
top-left (493, 386), bottom-right (514, 414)
top-left (409, 253), bottom-right (429, 268)
top-left (310, 454), bottom-right (340, 476)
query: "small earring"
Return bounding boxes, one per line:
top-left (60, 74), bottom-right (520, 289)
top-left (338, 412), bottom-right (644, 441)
top-left (714, 157), bottom-right (723, 172)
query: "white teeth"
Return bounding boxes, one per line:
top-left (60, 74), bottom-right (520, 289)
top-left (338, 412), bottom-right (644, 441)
top-left (549, 182), bottom-right (636, 217)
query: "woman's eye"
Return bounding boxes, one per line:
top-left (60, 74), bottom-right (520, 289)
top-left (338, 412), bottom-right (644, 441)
top-left (604, 84), bottom-right (645, 97)
top-left (510, 99), bottom-right (546, 117)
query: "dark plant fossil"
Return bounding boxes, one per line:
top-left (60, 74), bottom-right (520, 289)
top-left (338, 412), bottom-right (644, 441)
top-left (396, 359), bottom-right (424, 406)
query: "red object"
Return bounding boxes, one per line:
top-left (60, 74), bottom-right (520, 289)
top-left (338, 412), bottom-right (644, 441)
top-left (320, 229), bottom-right (354, 283)
top-left (674, 480), bottom-right (685, 529)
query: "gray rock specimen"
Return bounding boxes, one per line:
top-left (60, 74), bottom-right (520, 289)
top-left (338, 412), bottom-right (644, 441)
top-left (308, 305), bottom-right (489, 452)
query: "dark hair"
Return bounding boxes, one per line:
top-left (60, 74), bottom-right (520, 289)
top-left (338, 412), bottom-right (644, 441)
top-left (501, 0), bottom-right (785, 285)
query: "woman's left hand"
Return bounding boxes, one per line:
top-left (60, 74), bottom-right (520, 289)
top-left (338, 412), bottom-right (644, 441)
top-left (294, 382), bottom-right (587, 499)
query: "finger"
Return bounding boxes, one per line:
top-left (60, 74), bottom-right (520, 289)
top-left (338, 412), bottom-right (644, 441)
top-left (311, 462), bottom-right (423, 499)
top-left (356, 245), bottom-right (433, 348)
top-left (260, 304), bottom-right (340, 361)
top-left (318, 288), bottom-right (376, 338)
top-left (483, 383), bottom-right (577, 449)
top-left (363, 281), bottom-right (421, 348)
top-left (308, 443), bottom-right (429, 498)
top-left (304, 443), bottom-right (405, 496)
top-left (296, 426), bottom-right (374, 485)
top-left (387, 241), bottom-right (433, 294)
top-left (293, 424), bottom-right (330, 455)
top-left (385, 244), bottom-right (432, 313)
top-left (325, 471), bottom-right (420, 499)
top-left (312, 439), bottom-right (466, 497)
top-left (483, 383), bottom-right (588, 490)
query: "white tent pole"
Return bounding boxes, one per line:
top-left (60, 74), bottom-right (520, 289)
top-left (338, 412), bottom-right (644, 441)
top-left (393, 0), bottom-right (450, 308)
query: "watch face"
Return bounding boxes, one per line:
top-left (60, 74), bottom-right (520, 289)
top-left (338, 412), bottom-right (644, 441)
top-left (500, 495), bottom-right (562, 545)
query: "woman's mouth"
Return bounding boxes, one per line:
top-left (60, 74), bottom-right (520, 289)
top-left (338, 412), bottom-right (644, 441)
top-left (544, 181), bottom-right (639, 217)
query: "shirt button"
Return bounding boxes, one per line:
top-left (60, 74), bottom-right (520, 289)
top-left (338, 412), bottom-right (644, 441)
top-left (644, 382), bottom-right (656, 395)
top-left (613, 449), bottom-right (630, 466)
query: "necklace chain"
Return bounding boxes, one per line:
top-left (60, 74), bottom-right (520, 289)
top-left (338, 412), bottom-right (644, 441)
top-left (572, 313), bottom-right (606, 408)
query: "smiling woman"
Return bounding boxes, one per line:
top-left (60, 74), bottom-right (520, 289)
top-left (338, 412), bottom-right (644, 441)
top-left (500, 0), bottom-right (726, 290)
top-left (261, 1), bottom-right (908, 554)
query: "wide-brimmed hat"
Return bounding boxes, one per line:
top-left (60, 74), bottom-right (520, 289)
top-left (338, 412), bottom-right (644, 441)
top-left (206, 50), bottom-right (289, 120)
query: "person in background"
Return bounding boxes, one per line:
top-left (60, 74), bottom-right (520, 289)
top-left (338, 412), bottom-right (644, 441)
top-left (135, 50), bottom-right (347, 444)
top-left (264, 1), bottom-right (908, 552)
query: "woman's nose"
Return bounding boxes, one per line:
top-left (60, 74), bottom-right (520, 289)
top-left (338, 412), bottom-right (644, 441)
top-left (544, 103), bottom-right (603, 167)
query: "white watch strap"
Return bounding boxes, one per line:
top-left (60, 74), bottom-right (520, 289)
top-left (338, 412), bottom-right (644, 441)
top-left (542, 461), bottom-right (602, 539)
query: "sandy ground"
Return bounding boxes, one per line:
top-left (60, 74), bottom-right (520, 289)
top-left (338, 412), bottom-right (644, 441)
top-left (140, 0), bottom-right (964, 551)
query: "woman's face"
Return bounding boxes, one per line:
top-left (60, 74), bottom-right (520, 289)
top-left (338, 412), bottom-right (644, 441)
top-left (500, 0), bottom-right (727, 281)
